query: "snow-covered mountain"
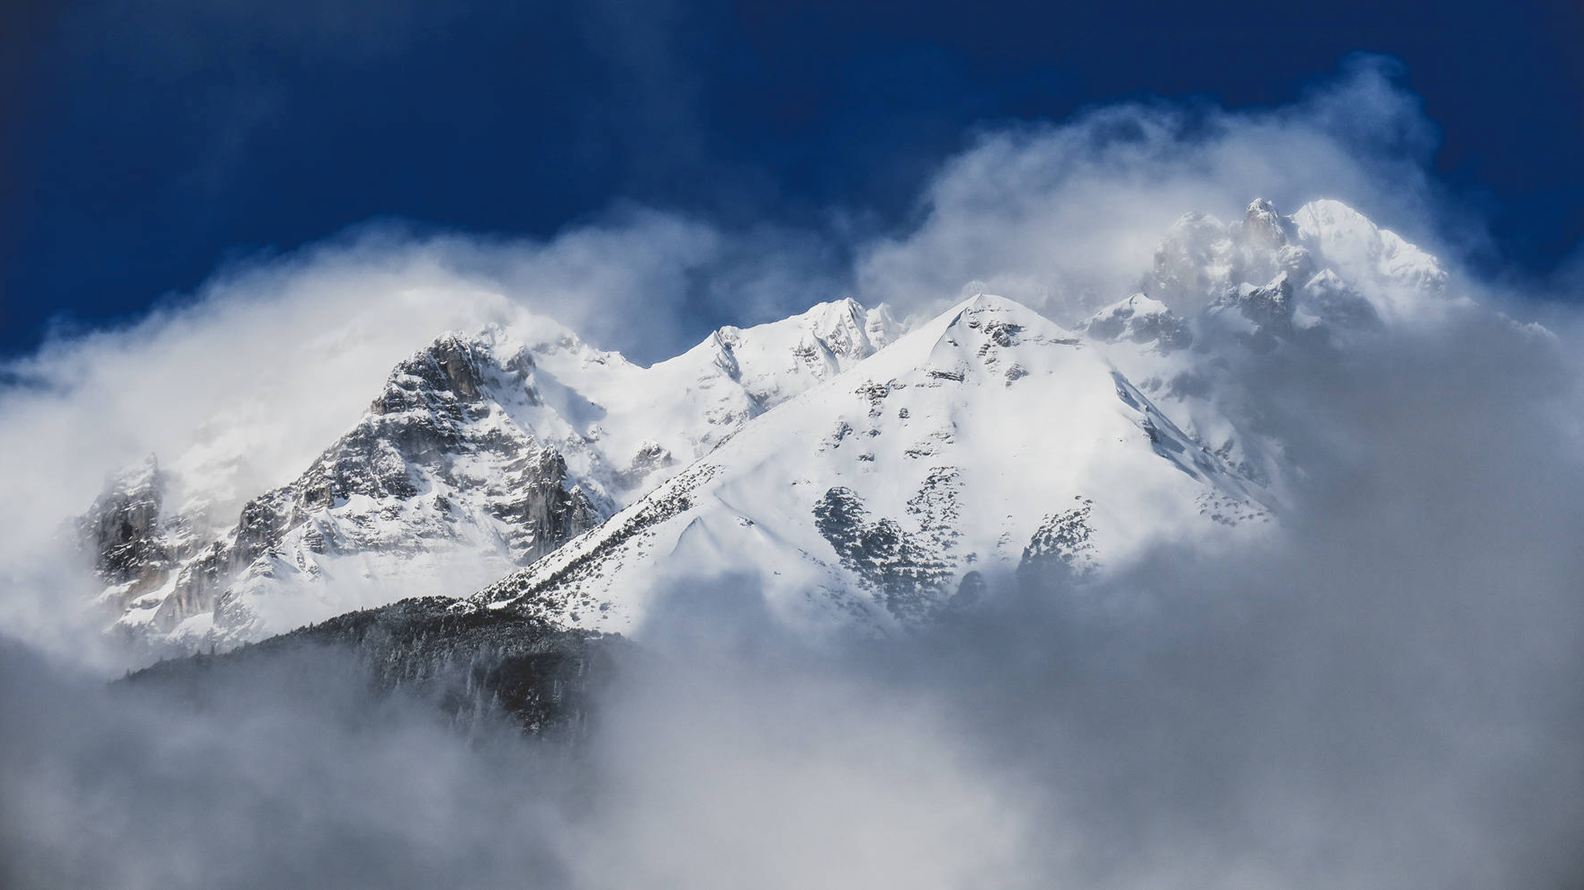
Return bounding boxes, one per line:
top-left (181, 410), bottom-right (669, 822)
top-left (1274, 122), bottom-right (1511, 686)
top-left (465, 198), bottom-right (1454, 637)
top-left (80, 299), bottom-right (900, 650)
top-left (80, 197), bottom-right (1453, 654)
top-left (1144, 197), bottom-right (1449, 332)
top-left (472, 294), bottom-right (1271, 638)
top-left (1079, 198), bottom-right (1453, 494)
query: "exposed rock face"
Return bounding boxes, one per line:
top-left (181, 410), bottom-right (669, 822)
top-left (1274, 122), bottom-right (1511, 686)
top-left (814, 486), bottom-right (953, 623)
top-left (1216, 273), bottom-right (1297, 345)
top-left (1241, 197), bottom-right (1293, 247)
top-left (613, 441), bottom-right (675, 491)
top-left (1016, 498), bottom-right (1098, 594)
top-left (79, 459), bottom-right (170, 587)
top-left (1146, 199), bottom-right (1303, 311)
top-left (102, 333), bottom-right (604, 647)
top-left (78, 460), bottom-right (184, 615)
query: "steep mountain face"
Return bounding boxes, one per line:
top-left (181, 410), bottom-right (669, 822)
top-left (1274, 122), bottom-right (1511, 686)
top-left (475, 294), bottom-right (1272, 639)
top-left (76, 458), bottom-right (204, 617)
top-left (81, 300), bottom-right (901, 652)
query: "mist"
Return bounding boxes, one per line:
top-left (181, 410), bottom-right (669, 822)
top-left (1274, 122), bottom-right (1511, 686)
top-left (3, 58), bottom-right (1584, 888)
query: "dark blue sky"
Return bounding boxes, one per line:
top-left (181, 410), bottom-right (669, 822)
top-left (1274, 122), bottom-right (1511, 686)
top-left (2, 0), bottom-right (1580, 356)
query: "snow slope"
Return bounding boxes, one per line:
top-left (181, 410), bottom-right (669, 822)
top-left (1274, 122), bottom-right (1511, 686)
top-left (476, 294), bottom-right (1271, 639)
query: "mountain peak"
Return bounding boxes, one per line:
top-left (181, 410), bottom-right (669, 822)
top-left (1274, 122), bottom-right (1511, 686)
top-left (1083, 293), bottom-right (1192, 350)
top-left (954, 291), bottom-right (1024, 313)
top-left (79, 454), bottom-right (178, 596)
top-left (1290, 199), bottom-right (1449, 315)
top-left (1243, 198), bottom-right (1291, 246)
top-left (1145, 196), bottom-right (1449, 325)
top-left (371, 332), bottom-right (497, 415)
top-left (891, 293), bottom-right (1080, 378)
top-left (1292, 198), bottom-right (1367, 228)
top-left (800, 296), bottom-right (893, 359)
top-left (820, 295), bottom-right (864, 317)
top-left (940, 292), bottom-right (1064, 332)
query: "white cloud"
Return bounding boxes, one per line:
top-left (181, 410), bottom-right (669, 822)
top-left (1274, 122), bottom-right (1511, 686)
top-left (855, 55), bottom-right (1466, 325)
